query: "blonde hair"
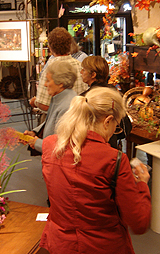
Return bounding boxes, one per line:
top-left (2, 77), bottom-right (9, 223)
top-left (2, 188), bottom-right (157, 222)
top-left (54, 87), bottom-right (126, 164)
top-left (81, 56), bottom-right (109, 83)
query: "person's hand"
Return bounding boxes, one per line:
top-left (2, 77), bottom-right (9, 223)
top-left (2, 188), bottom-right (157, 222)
top-left (29, 97), bottom-right (36, 108)
top-left (133, 163), bottom-right (150, 184)
top-left (20, 130), bottom-right (36, 145)
top-left (28, 136), bottom-right (39, 149)
top-left (24, 130), bottom-right (36, 137)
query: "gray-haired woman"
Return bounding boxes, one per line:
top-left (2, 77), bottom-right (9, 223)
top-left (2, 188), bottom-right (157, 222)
top-left (23, 60), bottom-right (77, 154)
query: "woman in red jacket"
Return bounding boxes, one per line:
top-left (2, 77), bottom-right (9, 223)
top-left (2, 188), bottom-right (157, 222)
top-left (40, 87), bottom-right (151, 254)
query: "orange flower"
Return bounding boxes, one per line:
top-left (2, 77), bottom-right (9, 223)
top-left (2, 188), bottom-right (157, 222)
top-left (131, 52), bottom-right (139, 57)
top-left (135, 0), bottom-right (151, 11)
top-left (128, 33), bottom-right (135, 37)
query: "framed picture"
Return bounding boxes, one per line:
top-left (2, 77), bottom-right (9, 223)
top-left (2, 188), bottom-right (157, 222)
top-left (0, 20), bottom-right (31, 62)
top-left (0, 0), bottom-right (16, 11)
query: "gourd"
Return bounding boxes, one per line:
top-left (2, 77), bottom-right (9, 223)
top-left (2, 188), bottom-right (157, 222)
top-left (142, 86), bottom-right (153, 97)
top-left (133, 87), bottom-right (152, 105)
top-left (133, 95), bottom-right (150, 105)
top-left (143, 27), bottom-right (160, 47)
top-left (139, 106), bottom-right (153, 121)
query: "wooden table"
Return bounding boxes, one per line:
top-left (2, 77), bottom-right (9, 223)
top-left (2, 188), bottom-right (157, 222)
top-left (126, 126), bottom-right (159, 160)
top-left (0, 201), bottom-right (49, 254)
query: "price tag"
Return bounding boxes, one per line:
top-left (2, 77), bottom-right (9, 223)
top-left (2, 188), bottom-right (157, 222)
top-left (36, 213), bottom-right (49, 221)
top-left (107, 44), bottom-right (115, 54)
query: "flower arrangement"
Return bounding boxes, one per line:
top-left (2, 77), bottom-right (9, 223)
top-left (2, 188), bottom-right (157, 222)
top-left (134, 70), bottom-right (145, 87)
top-left (89, 0), bottom-right (160, 35)
top-left (108, 52), bottom-right (146, 92)
top-left (108, 52), bottom-right (130, 86)
top-left (0, 102), bottom-right (31, 227)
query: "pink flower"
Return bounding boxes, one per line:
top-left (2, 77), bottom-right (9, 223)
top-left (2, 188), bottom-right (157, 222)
top-left (0, 127), bottom-right (19, 150)
top-left (0, 152), bottom-right (10, 175)
top-left (0, 206), bottom-right (5, 212)
top-left (0, 214), bottom-right (6, 224)
top-left (0, 197), bottom-right (5, 204)
top-left (0, 102), bottom-right (10, 123)
top-left (0, 197), bottom-right (4, 202)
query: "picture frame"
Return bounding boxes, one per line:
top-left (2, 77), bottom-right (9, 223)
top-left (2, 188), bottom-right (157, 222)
top-left (0, 20), bottom-right (31, 62)
top-left (0, 0), bottom-right (16, 11)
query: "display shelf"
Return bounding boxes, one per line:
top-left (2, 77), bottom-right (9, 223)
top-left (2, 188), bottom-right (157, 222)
top-left (127, 44), bottom-right (160, 76)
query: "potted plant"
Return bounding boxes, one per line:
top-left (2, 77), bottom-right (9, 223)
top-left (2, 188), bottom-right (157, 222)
top-left (0, 102), bottom-right (31, 227)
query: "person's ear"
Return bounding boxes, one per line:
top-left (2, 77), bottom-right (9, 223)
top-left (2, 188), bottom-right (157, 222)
top-left (103, 115), bottom-right (114, 129)
top-left (91, 71), bottom-right (97, 79)
top-left (59, 83), bottom-right (64, 89)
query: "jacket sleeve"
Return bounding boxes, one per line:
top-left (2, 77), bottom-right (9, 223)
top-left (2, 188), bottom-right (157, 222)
top-left (115, 153), bottom-right (151, 234)
top-left (34, 138), bottom-right (43, 153)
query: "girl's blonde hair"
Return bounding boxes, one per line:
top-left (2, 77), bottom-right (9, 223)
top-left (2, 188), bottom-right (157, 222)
top-left (54, 87), bottom-right (126, 164)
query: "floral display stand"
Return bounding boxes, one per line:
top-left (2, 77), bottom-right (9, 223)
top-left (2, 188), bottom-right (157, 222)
top-left (136, 141), bottom-right (160, 234)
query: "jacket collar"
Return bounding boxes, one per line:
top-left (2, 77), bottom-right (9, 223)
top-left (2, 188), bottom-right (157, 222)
top-left (86, 130), bottom-right (106, 144)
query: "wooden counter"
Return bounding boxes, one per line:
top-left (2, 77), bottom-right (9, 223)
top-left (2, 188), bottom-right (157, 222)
top-left (126, 126), bottom-right (159, 160)
top-left (0, 201), bottom-right (49, 254)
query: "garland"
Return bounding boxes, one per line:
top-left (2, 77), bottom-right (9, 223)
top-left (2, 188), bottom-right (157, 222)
top-left (89, 0), bottom-right (160, 31)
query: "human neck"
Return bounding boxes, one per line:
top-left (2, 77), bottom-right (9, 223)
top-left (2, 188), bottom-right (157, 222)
top-left (53, 53), bottom-right (69, 57)
top-left (88, 79), bottom-right (97, 87)
top-left (89, 123), bottom-right (108, 142)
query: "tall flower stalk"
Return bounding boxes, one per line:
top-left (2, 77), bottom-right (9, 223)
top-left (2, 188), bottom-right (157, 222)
top-left (0, 101), bottom-right (31, 225)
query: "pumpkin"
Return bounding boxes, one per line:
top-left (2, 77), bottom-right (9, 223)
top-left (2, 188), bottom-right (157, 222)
top-left (139, 106), bottom-right (153, 121)
top-left (143, 27), bottom-right (160, 47)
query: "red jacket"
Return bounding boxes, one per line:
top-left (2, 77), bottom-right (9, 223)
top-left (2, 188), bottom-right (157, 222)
top-left (40, 131), bottom-right (151, 254)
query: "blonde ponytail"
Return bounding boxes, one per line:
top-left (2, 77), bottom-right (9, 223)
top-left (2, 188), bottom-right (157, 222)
top-left (54, 87), bottom-right (126, 164)
top-left (54, 96), bottom-right (94, 163)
